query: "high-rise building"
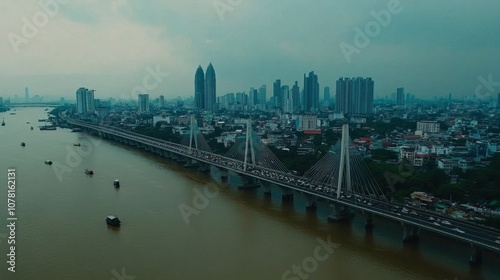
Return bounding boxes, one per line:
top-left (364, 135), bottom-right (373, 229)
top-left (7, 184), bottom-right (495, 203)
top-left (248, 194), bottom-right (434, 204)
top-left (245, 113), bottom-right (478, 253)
top-left (248, 87), bottom-right (257, 108)
top-left (76, 87), bottom-right (95, 115)
top-left (138, 94), bottom-right (149, 113)
top-left (76, 88), bottom-right (86, 114)
top-left (324, 86), bottom-right (331, 103)
top-left (396, 87), bottom-right (405, 107)
top-left (204, 63), bottom-right (216, 112)
top-left (281, 85), bottom-right (293, 113)
top-left (85, 89), bottom-right (95, 114)
top-left (159, 95), bottom-right (165, 108)
top-left (25, 87), bottom-right (29, 101)
top-left (258, 84), bottom-right (266, 105)
top-left (235, 92), bottom-right (245, 106)
top-left (303, 71), bottom-right (319, 112)
top-left (273, 79), bottom-right (282, 108)
top-left (335, 77), bottom-right (374, 115)
top-left (194, 66), bottom-right (205, 110)
top-left (291, 81), bottom-right (300, 111)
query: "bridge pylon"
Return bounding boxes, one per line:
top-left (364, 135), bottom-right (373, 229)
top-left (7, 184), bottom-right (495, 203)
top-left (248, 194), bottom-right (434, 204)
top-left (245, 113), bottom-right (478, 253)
top-left (188, 114), bottom-right (198, 154)
top-left (329, 122), bottom-right (354, 222)
top-left (336, 122), bottom-right (351, 199)
top-left (243, 118), bottom-right (256, 172)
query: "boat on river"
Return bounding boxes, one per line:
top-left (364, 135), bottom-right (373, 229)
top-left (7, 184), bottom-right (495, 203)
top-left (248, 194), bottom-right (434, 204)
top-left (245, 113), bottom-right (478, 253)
top-left (106, 214), bottom-right (121, 226)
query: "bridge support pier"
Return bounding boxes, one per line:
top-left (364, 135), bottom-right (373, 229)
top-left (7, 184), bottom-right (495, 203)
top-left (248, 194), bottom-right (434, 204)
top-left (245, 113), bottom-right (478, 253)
top-left (363, 211), bottom-right (374, 229)
top-left (184, 158), bottom-right (198, 168)
top-left (239, 175), bottom-right (260, 189)
top-left (209, 166), bottom-right (225, 182)
top-left (401, 222), bottom-right (420, 242)
top-left (469, 244), bottom-right (482, 265)
top-left (281, 187), bottom-right (293, 202)
top-left (303, 193), bottom-right (317, 211)
top-left (328, 203), bottom-right (353, 222)
top-left (197, 162), bottom-right (210, 172)
top-left (259, 180), bottom-right (272, 196)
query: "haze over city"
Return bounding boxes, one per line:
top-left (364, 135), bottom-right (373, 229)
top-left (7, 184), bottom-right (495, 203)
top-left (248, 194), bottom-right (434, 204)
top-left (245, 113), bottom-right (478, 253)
top-left (1, 0), bottom-right (499, 100)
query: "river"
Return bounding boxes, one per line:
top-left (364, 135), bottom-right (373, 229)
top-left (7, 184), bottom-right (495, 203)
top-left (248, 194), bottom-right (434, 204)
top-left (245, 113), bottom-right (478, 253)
top-left (0, 108), bottom-right (499, 280)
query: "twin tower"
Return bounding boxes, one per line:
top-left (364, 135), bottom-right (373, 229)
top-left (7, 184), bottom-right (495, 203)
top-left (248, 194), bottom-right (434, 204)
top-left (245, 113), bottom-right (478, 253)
top-left (194, 63), bottom-right (216, 112)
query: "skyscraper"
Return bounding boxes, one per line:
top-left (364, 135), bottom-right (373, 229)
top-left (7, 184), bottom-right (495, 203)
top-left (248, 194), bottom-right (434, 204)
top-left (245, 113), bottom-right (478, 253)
top-left (273, 79), bottom-right (281, 108)
top-left (291, 81), bottom-right (300, 111)
top-left (258, 84), bottom-right (266, 105)
top-left (159, 95), bottom-right (165, 108)
top-left (248, 87), bottom-right (257, 108)
top-left (335, 77), bottom-right (374, 115)
top-left (282, 85), bottom-right (293, 113)
top-left (396, 87), bottom-right (405, 107)
top-left (194, 66), bottom-right (205, 110)
top-left (138, 94), bottom-right (149, 113)
top-left (303, 71), bottom-right (319, 112)
top-left (324, 86), bottom-right (331, 103)
top-left (25, 87), bottom-right (29, 101)
top-left (204, 63), bottom-right (216, 112)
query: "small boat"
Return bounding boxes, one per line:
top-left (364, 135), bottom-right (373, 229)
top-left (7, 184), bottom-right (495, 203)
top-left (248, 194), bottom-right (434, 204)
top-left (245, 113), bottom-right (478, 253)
top-left (44, 160), bottom-right (52, 165)
top-left (114, 180), bottom-right (120, 188)
top-left (27, 121), bottom-right (30, 124)
top-left (73, 143), bottom-right (81, 146)
top-left (40, 125), bottom-right (56, 131)
top-left (30, 126), bottom-right (33, 130)
top-left (1, 118), bottom-right (5, 126)
top-left (85, 169), bottom-right (94, 175)
top-left (106, 214), bottom-right (121, 226)
top-left (71, 128), bottom-right (82, 132)
top-left (21, 142), bottom-right (26, 147)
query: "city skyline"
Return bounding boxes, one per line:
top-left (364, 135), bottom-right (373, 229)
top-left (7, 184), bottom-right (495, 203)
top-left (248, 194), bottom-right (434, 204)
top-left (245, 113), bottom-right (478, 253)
top-left (1, 1), bottom-right (499, 100)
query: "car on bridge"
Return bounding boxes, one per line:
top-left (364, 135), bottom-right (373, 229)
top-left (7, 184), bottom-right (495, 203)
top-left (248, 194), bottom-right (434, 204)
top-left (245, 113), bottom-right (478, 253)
top-left (452, 228), bottom-right (465, 234)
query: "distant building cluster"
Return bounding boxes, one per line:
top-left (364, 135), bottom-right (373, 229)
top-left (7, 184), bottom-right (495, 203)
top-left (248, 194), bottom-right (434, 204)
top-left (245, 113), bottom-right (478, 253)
top-left (214, 71), bottom-right (323, 113)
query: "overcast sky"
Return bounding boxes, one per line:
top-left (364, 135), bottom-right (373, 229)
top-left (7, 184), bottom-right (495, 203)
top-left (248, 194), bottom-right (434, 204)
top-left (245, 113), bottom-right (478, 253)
top-left (1, 0), bottom-right (499, 101)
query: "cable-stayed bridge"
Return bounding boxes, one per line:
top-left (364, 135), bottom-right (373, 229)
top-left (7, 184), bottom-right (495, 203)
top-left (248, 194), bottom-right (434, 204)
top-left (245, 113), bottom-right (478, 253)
top-left (66, 117), bottom-right (500, 264)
